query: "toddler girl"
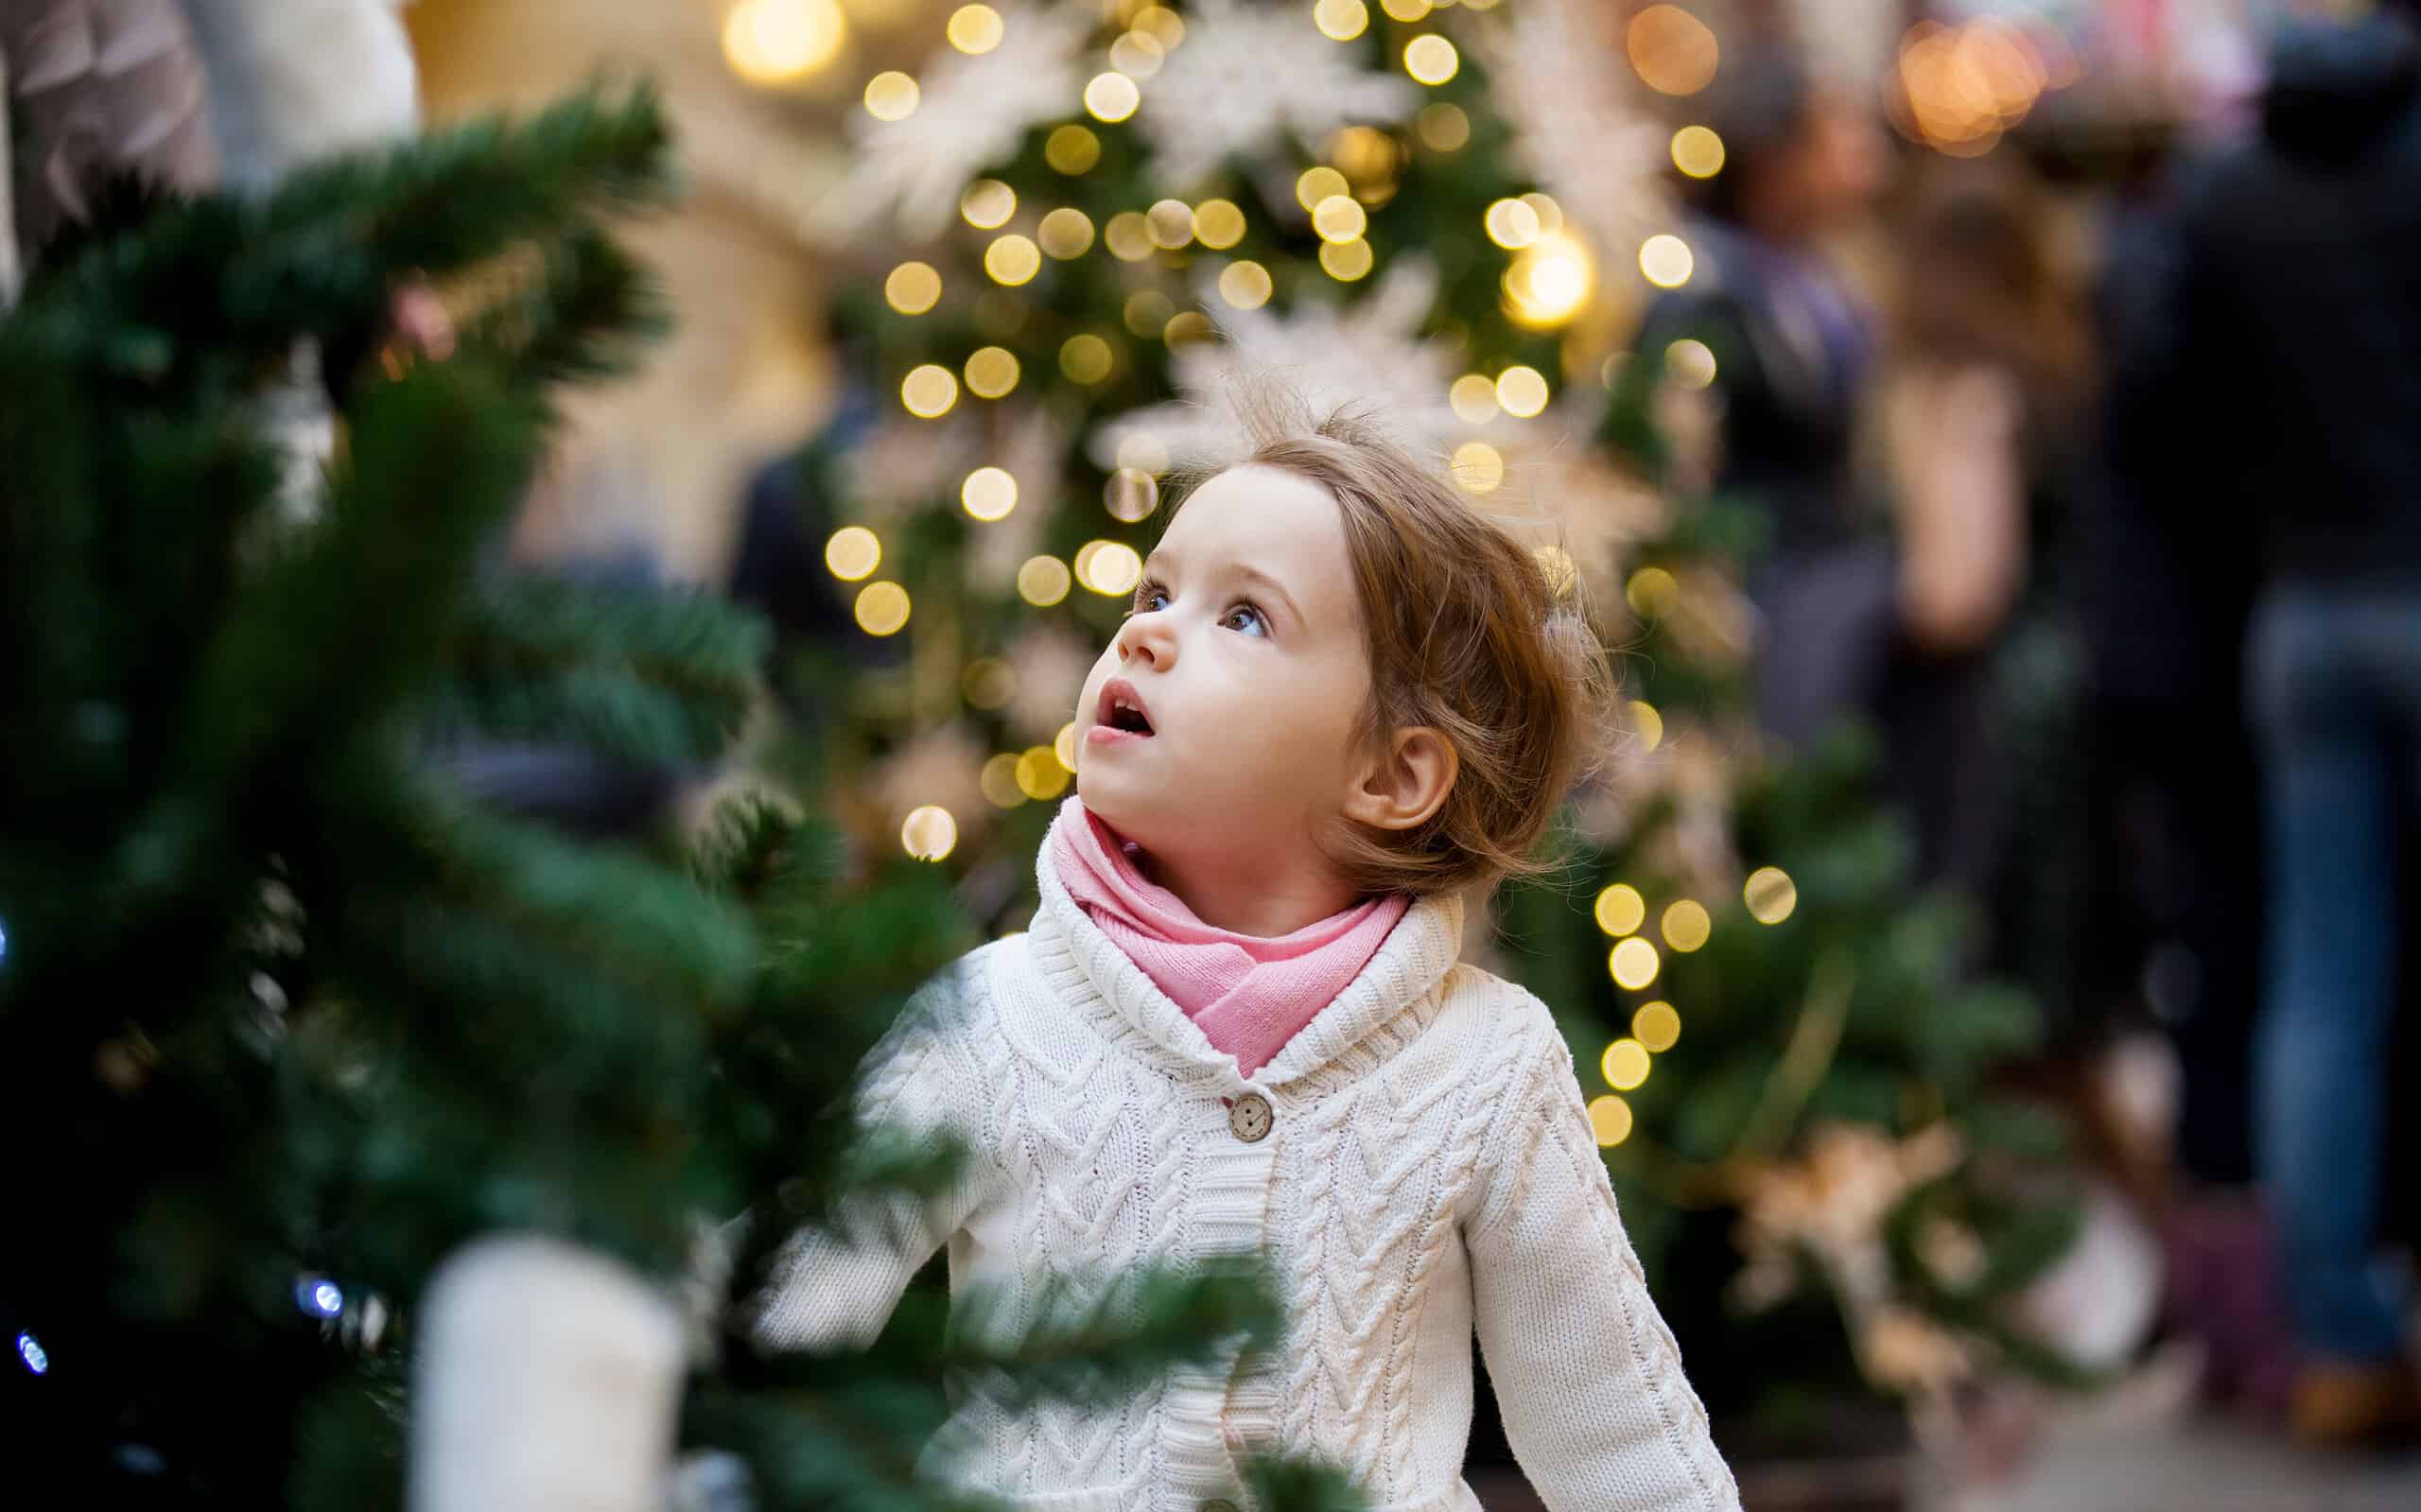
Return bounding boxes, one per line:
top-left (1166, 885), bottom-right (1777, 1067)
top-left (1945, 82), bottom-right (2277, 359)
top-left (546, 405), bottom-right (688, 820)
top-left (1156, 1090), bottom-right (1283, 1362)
top-left (757, 386), bottom-right (1739, 1511)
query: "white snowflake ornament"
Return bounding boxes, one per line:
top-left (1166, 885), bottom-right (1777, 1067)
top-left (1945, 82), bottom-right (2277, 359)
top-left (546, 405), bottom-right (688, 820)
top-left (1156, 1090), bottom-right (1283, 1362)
top-left (1137, 0), bottom-right (1418, 192)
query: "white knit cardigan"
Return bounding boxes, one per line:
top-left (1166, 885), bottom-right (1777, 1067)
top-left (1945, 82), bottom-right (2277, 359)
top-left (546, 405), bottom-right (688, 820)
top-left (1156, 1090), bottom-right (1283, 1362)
top-left (755, 845), bottom-right (1740, 1512)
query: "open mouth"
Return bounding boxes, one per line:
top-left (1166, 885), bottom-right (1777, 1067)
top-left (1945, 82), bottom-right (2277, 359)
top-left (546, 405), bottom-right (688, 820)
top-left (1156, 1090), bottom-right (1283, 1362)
top-left (1098, 680), bottom-right (1155, 738)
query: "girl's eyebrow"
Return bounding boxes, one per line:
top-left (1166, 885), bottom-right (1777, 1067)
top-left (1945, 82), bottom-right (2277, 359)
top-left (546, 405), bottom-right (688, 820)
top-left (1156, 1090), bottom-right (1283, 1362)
top-left (1138, 553), bottom-right (1306, 626)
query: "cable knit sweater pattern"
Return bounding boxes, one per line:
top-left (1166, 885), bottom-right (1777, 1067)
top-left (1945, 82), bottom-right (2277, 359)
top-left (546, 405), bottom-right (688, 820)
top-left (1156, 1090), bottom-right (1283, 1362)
top-left (755, 845), bottom-right (1740, 1512)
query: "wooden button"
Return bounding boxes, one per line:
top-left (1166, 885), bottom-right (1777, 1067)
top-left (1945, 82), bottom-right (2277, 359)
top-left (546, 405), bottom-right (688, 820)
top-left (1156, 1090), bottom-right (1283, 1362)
top-left (1228, 1092), bottom-right (1272, 1143)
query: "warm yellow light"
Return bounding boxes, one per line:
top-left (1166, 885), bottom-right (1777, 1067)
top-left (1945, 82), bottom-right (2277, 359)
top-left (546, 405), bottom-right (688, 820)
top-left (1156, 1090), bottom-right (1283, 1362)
top-left (947, 3), bottom-right (1004, 54)
top-left (1081, 540), bottom-right (1144, 596)
top-left (1536, 545), bottom-right (1577, 598)
top-left (1135, 5), bottom-right (1186, 48)
top-left (1450, 374), bottom-right (1500, 424)
top-left (964, 657), bottom-right (1016, 709)
top-left (1403, 34), bottom-right (1459, 85)
top-left (885, 261), bottom-right (942, 314)
top-left (1054, 721), bottom-right (1080, 771)
top-left (1036, 207), bottom-right (1095, 261)
top-left (1018, 554), bottom-right (1071, 606)
top-left (1105, 211), bottom-right (1156, 262)
top-left (1662, 899), bottom-right (1712, 952)
top-left (1671, 125), bottom-right (1726, 178)
top-left (901, 364), bottom-right (958, 417)
top-left (901, 805), bottom-right (957, 860)
top-left (1319, 236), bottom-right (1374, 281)
top-left (1495, 365), bottom-right (1550, 418)
top-left (1633, 1001), bottom-right (1681, 1053)
top-left (1116, 432), bottom-right (1171, 474)
top-left (1296, 165), bottom-right (1350, 211)
top-left (1315, 0), bottom-right (1370, 42)
top-left (1109, 29), bottom-right (1165, 78)
top-left (1609, 935), bottom-right (1661, 990)
top-left (1588, 1093), bottom-right (1635, 1147)
top-left (722, 0), bottom-right (847, 86)
top-left (1194, 199), bottom-right (1247, 249)
top-left (1627, 565), bottom-right (1679, 616)
top-left (1452, 441), bottom-right (1505, 494)
top-left (1381, 0), bottom-right (1432, 19)
top-left (1521, 192), bottom-right (1565, 235)
top-left (1665, 338), bottom-right (1717, 390)
top-left (1486, 198), bottom-right (1541, 250)
top-left (1165, 309), bottom-right (1214, 346)
top-left (1060, 332), bottom-right (1115, 384)
top-left (1123, 289), bottom-right (1176, 338)
top-left (1218, 260), bottom-right (1274, 310)
top-left (825, 526), bottom-right (880, 581)
top-left (1313, 195), bottom-right (1367, 244)
top-left (1640, 234), bottom-right (1695, 288)
top-left (961, 466), bottom-right (1019, 521)
top-left (855, 581), bottom-right (911, 635)
top-left (1628, 5), bottom-right (1719, 96)
top-left (1594, 882), bottom-right (1646, 937)
top-left (1746, 866), bottom-right (1798, 925)
top-left (1105, 468), bottom-right (1160, 522)
top-left (961, 179), bottom-right (1017, 229)
top-left (1504, 231), bottom-right (1594, 328)
top-left (864, 70), bottom-right (920, 120)
top-left (1046, 124), bottom-right (1103, 174)
top-left (1086, 71), bottom-right (1141, 122)
top-left (981, 752), bottom-right (1026, 808)
top-left (1417, 102), bottom-right (1470, 151)
top-left (1629, 700), bottom-right (1663, 752)
top-left (983, 235), bottom-right (1040, 287)
top-left (1016, 745), bottom-right (1071, 799)
top-left (964, 346), bottom-right (1020, 399)
top-left (1147, 199), bottom-right (1195, 248)
top-left (1601, 1037), bottom-right (1652, 1091)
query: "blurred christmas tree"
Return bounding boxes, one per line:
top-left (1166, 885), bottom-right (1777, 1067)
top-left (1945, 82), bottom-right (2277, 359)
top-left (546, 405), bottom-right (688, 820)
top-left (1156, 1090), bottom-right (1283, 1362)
top-left (0, 80), bottom-right (1360, 1512)
top-left (757, 0), bottom-right (2086, 1450)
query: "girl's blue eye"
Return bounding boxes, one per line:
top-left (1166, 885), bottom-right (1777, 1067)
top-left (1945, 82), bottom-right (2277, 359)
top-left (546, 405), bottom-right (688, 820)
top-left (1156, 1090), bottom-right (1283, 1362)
top-left (1127, 580), bottom-right (1266, 636)
top-left (1223, 603), bottom-right (1268, 636)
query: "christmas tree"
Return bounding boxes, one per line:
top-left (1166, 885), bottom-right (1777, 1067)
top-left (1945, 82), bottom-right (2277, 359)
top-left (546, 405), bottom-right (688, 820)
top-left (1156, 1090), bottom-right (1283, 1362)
top-left (0, 81), bottom-right (1363, 1510)
top-left (756, 0), bottom-right (2085, 1450)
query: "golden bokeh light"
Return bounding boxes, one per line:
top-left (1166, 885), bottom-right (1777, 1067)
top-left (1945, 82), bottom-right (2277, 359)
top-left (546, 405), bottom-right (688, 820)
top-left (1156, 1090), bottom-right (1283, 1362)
top-left (1504, 230), bottom-right (1594, 327)
top-left (1594, 882), bottom-right (1646, 937)
top-left (1662, 898), bottom-right (1712, 952)
top-left (1046, 124), bottom-right (1103, 174)
top-left (1610, 935), bottom-right (1662, 990)
top-left (1016, 745), bottom-right (1071, 799)
top-left (1319, 235), bottom-right (1374, 281)
top-left (1627, 565), bottom-right (1679, 616)
top-left (1671, 124), bottom-right (1726, 178)
top-left (1745, 866), bottom-right (1798, 925)
top-left (1194, 199), bottom-right (1247, 249)
top-left (900, 363), bottom-right (958, 417)
top-left (961, 178), bottom-right (1016, 229)
top-left (985, 234), bottom-right (1041, 287)
top-left (1105, 468), bottom-right (1160, 522)
top-left (1520, 192), bottom-right (1565, 235)
top-left (885, 260), bottom-right (942, 314)
top-left (1403, 34), bottom-right (1459, 86)
top-left (1135, 5), bottom-right (1186, 48)
top-left (1537, 545), bottom-right (1577, 597)
top-left (723, 0), bottom-right (846, 85)
top-left (825, 526), bottom-right (880, 582)
top-left (1895, 19), bottom-right (2049, 156)
top-left (1315, 0), bottom-right (1370, 42)
top-left (1054, 721), bottom-right (1079, 771)
top-left (1450, 374), bottom-right (1501, 425)
top-left (1109, 29), bottom-right (1165, 78)
top-left (961, 466), bottom-right (1019, 521)
top-left (1038, 207), bottom-right (1095, 259)
top-left (1086, 71), bottom-right (1141, 123)
top-left (1451, 441), bottom-right (1505, 494)
top-left (965, 345), bottom-right (1020, 398)
top-left (1665, 338), bottom-right (1717, 390)
top-left (1218, 260), bottom-right (1275, 310)
top-left (1105, 211), bottom-right (1156, 261)
top-left (1163, 308), bottom-right (1216, 345)
top-left (1081, 540), bottom-right (1144, 596)
top-left (1417, 102), bottom-right (1470, 152)
top-left (1018, 554), bottom-right (1072, 606)
top-left (901, 805), bottom-right (958, 860)
top-left (1601, 1037), bottom-right (1652, 1091)
top-left (963, 657), bottom-right (1016, 709)
top-left (981, 752), bottom-right (1027, 808)
top-left (864, 70), bottom-right (920, 120)
top-left (1381, 0), bottom-right (1431, 19)
top-left (1588, 1093), bottom-right (1635, 1148)
top-left (1633, 1000), bottom-right (1681, 1053)
top-left (1060, 332), bottom-right (1115, 384)
top-left (1123, 289), bottom-right (1176, 338)
top-left (854, 581), bottom-right (911, 635)
top-left (1312, 194), bottom-right (1367, 244)
top-left (1296, 165), bottom-right (1350, 211)
top-left (1147, 199), bottom-right (1196, 248)
top-left (1486, 198), bottom-right (1541, 250)
top-left (1639, 233), bottom-right (1695, 288)
top-left (1495, 365), bottom-right (1550, 418)
top-left (1629, 699), bottom-right (1664, 752)
top-left (947, 3), bottom-right (1004, 54)
top-left (1628, 5), bottom-right (1719, 96)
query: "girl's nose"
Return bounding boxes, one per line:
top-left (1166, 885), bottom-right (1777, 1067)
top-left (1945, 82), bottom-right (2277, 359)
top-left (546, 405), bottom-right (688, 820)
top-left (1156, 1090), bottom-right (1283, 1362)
top-left (1116, 612), bottom-right (1173, 668)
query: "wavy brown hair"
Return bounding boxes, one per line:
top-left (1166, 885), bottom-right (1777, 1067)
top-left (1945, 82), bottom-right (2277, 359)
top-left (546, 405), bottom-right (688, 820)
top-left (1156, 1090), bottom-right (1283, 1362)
top-left (1174, 375), bottom-right (1618, 899)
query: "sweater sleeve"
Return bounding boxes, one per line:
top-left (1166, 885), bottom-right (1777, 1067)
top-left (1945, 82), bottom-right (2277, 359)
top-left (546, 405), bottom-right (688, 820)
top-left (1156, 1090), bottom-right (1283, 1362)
top-left (1466, 1034), bottom-right (1740, 1512)
top-left (749, 975), bottom-right (998, 1352)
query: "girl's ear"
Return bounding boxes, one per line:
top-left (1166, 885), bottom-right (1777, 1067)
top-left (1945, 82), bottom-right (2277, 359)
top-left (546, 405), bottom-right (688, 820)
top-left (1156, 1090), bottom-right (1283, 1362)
top-left (1343, 726), bottom-right (1458, 832)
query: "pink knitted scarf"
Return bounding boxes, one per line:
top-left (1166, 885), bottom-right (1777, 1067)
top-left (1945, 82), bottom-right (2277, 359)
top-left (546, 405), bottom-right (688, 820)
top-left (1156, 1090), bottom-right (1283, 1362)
top-left (1046, 795), bottom-right (1410, 1079)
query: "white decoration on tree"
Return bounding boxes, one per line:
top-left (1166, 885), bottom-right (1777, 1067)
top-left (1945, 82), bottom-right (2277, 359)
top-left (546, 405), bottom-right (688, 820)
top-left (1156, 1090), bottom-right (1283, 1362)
top-left (408, 1234), bottom-right (685, 1512)
top-left (1137, 0), bottom-right (1416, 192)
top-left (810, 3), bottom-right (1091, 241)
top-left (1462, 0), bottom-right (1666, 261)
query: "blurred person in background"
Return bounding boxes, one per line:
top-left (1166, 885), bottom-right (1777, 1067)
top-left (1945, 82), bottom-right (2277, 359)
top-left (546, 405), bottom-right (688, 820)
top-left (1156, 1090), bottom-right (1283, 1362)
top-left (2118, 0), bottom-right (2421, 1447)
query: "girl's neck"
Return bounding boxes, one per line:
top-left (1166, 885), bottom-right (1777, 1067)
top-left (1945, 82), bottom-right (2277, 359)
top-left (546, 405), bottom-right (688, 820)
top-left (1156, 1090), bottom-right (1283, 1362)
top-left (1133, 844), bottom-right (1363, 937)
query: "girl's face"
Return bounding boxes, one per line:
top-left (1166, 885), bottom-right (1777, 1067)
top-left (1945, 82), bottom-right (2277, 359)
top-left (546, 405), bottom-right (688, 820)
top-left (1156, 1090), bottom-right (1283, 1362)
top-left (1072, 464), bottom-right (1375, 873)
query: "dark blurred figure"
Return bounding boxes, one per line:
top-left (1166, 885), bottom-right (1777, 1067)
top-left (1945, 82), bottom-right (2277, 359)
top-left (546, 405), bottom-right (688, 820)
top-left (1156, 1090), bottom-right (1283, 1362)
top-left (2123, 2), bottom-right (2421, 1447)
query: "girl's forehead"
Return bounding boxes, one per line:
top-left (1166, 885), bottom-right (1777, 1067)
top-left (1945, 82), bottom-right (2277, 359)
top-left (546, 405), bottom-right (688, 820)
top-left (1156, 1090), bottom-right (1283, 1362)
top-left (1167, 466), bottom-right (1344, 551)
